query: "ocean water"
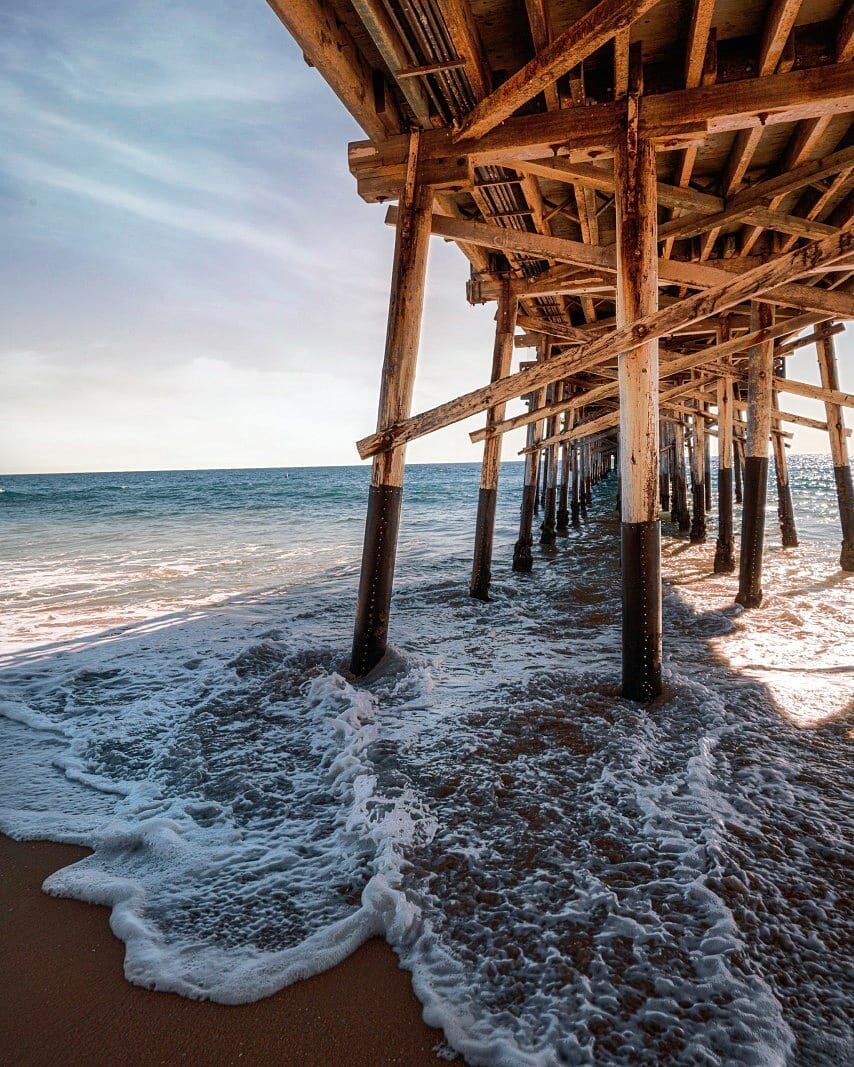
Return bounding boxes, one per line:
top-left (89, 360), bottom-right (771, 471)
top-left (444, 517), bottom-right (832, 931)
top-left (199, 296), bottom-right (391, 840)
top-left (1, 458), bottom-right (852, 1066)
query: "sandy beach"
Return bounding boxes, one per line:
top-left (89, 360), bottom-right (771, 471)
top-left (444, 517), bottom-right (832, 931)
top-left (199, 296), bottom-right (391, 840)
top-left (0, 834), bottom-right (448, 1066)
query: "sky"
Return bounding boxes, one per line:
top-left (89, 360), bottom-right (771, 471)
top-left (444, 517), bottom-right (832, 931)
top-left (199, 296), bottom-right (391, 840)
top-left (1, 0), bottom-right (850, 474)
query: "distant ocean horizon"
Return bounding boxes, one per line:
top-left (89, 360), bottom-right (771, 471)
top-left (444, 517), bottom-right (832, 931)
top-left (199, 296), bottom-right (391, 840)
top-left (2, 457), bottom-right (852, 1064)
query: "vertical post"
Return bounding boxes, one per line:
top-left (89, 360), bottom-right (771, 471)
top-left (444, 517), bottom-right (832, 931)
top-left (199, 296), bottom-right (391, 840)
top-left (673, 420), bottom-right (690, 532)
top-left (351, 132), bottom-right (432, 676)
top-left (570, 440), bottom-right (581, 526)
top-left (771, 362), bottom-right (798, 548)
top-left (513, 388), bottom-right (545, 572)
top-left (540, 373), bottom-right (558, 545)
top-left (690, 399), bottom-right (707, 543)
top-left (736, 302), bottom-right (774, 609)
top-left (556, 404), bottom-right (572, 534)
top-left (615, 90), bottom-right (661, 702)
top-left (732, 408), bottom-right (744, 505)
top-left (471, 281), bottom-right (517, 600)
top-left (714, 327), bottom-right (736, 573)
top-left (816, 324), bottom-right (854, 570)
top-left (703, 408), bottom-right (712, 513)
top-left (659, 423), bottom-right (670, 513)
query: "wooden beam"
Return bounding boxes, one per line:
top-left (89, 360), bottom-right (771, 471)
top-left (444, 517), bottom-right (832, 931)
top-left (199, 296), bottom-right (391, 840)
top-left (455, 0), bottom-right (663, 141)
top-left (524, 0), bottom-right (559, 112)
top-left (684, 0), bottom-right (717, 90)
top-left (470, 311), bottom-right (825, 444)
top-left (357, 226), bottom-right (853, 459)
top-left (266, 0), bottom-right (400, 142)
top-left (351, 64), bottom-right (854, 198)
top-left (390, 206), bottom-right (854, 318)
top-left (434, 0), bottom-right (492, 100)
top-left (350, 0), bottom-right (432, 126)
top-left (510, 156), bottom-right (840, 242)
top-left (658, 146), bottom-right (854, 242)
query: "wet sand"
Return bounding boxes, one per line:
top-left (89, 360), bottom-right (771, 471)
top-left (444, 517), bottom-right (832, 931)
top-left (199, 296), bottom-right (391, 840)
top-left (0, 835), bottom-right (449, 1066)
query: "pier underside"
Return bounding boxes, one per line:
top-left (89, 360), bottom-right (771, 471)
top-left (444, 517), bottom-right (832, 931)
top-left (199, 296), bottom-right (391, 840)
top-left (268, 0), bottom-right (854, 699)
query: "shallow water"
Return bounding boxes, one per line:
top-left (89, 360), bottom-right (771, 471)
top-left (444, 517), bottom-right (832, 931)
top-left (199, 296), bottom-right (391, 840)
top-left (1, 459), bottom-right (852, 1065)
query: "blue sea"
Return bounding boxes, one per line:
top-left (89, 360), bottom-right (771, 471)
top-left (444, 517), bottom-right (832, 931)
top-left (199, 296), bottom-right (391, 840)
top-left (1, 459), bottom-right (852, 1065)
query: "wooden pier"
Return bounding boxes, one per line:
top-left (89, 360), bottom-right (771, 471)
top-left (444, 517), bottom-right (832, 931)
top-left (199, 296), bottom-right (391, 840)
top-left (269, 0), bottom-right (854, 700)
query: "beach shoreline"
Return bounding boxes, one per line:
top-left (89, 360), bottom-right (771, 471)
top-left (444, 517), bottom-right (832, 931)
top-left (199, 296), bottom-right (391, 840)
top-left (0, 834), bottom-right (449, 1067)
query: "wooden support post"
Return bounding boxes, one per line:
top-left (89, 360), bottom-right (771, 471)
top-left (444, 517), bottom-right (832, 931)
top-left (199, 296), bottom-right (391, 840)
top-left (471, 282), bottom-right (517, 600)
top-left (714, 324), bottom-right (736, 573)
top-left (513, 389), bottom-right (545, 572)
top-left (615, 92), bottom-right (661, 702)
top-left (674, 420), bottom-right (691, 532)
top-left (540, 384), bottom-right (559, 545)
top-left (571, 441), bottom-right (581, 525)
top-left (703, 407), bottom-right (712, 513)
top-left (690, 399), bottom-right (707, 543)
top-left (351, 135), bottom-right (432, 676)
top-left (733, 393), bottom-right (746, 505)
top-left (815, 324), bottom-right (854, 570)
top-left (772, 361), bottom-right (798, 549)
top-left (535, 450), bottom-right (543, 514)
top-left (659, 423), bottom-right (670, 513)
top-left (556, 410), bottom-right (572, 533)
top-left (736, 302), bottom-right (774, 609)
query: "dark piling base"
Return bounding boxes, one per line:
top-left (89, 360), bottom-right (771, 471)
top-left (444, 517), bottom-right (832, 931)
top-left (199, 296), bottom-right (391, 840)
top-left (512, 538), bottom-right (533, 572)
top-left (776, 480), bottom-right (798, 548)
top-left (556, 508), bottom-right (569, 535)
top-left (351, 483), bottom-right (403, 676)
top-left (621, 521), bottom-right (662, 703)
top-left (470, 486), bottom-right (497, 601)
top-left (713, 468), bottom-right (735, 574)
top-left (540, 487), bottom-right (557, 545)
top-left (690, 482), bottom-right (706, 543)
top-left (736, 456), bottom-right (768, 609)
top-left (570, 500), bottom-right (581, 527)
top-left (513, 483), bottom-right (537, 572)
top-left (733, 448), bottom-right (743, 505)
top-left (659, 474), bottom-right (670, 513)
top-left (832, 464), bottom-right (854, 571)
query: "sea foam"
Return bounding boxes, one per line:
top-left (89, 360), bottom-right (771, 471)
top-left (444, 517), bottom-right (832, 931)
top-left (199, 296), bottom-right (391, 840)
top-left (1, 462), bottom-right (852, 1065)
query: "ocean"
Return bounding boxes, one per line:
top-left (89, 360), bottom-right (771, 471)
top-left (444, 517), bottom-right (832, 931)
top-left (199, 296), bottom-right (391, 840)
top-left (1, 458), bottom-right (852, 1066)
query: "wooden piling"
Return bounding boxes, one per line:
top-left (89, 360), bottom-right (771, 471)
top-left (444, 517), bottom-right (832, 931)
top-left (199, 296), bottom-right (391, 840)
top-left (570, 441), bottom-right (581, 526)
top-left (615, 92), bottom-right (661, 702)
top-left (513, 389), bottom-right (545, 572)
top-left (540, 381), bottom-right (558, 545)
top-left (733, 413), bottom-right (744, 505)
top-left (673, 420), bottom-right (691, 532)
top-left (772, 362), bottom-right (798, 549)
top-left (736, 302), bottom-right (774, 609)
top-left (470, 282), bottom-right (517, 600)
top-left (815, 324), bottom-right (854, 570)
top-left (556, 414), bottom-right (571, 534)
top-left (703, 408), bottom-right (712, 513)
top-left (714, 328), bottom-right (736, 574)
top-left (351, 133), bottom-right (431, 676)
top-left (690, 400), bottom-right (707, 543)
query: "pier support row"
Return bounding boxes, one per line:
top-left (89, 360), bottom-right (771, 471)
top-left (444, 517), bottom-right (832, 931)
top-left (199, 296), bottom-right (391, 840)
top-left (816, 325), bottom-right (854, 571)
top-left (351, 134), bottom-right (431, 676)
top-left (615, 95), bottom-right (661, 703)
top-left (470, 283), bottom-right (517, 600)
